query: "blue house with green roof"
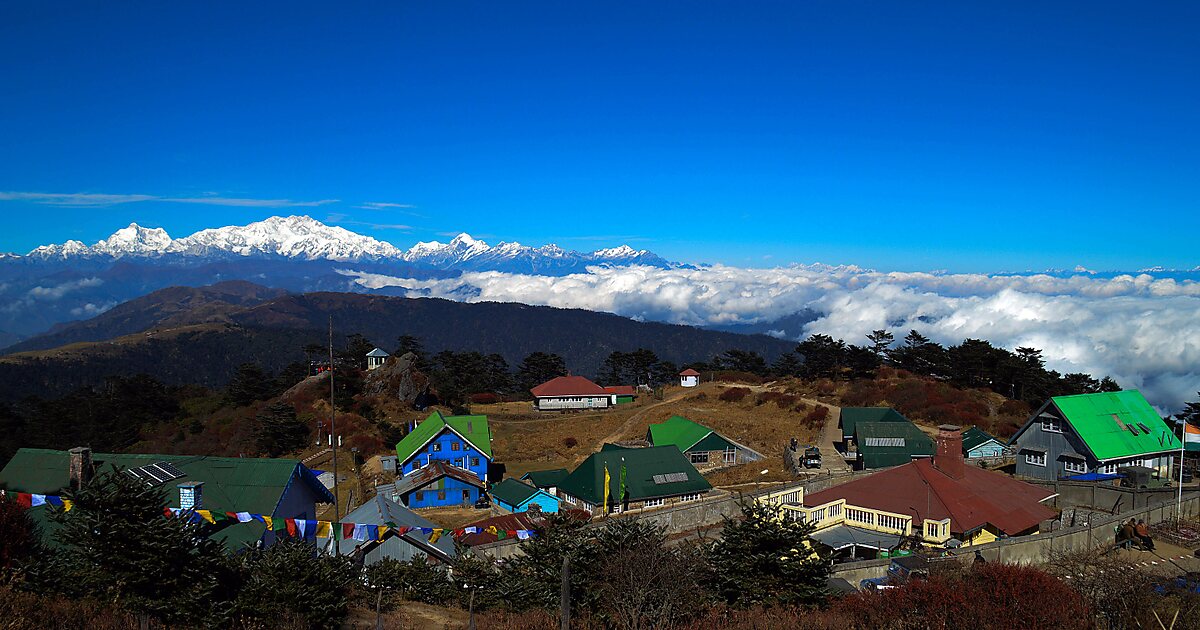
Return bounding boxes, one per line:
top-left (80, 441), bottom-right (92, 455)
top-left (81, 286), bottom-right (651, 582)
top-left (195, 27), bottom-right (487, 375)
top-left (394, 411), bottom-right (493, 507)
top-left (1009, 390), bottom-right (1180, 481)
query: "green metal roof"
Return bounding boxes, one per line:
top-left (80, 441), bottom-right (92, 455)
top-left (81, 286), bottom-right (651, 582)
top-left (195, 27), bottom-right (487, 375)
top-left (558, 445), bottom-right (711, 504)
top-left (489, 478), bottom-right (541, 506)
top-left (840, 407), bottom-right (908, 438)
top-left (1050, 390), bottom-right (1179, 461)
top-left (394, 411), bottom-right (493, 464)
top-left (854, 421), bottom-right (935, 469)
top-left (647, 415), bottom-right (715, 452)
top-left (521, 468), bottom-right (569, 488)
top-left (962, 426), bottom-right (1001, 452)
top-left (691, 432), bottom-right (736, 452)
top-left (0, 448), bottom-right (333, 552)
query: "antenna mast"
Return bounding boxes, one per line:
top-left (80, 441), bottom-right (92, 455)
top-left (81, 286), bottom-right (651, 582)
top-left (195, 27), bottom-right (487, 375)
top-left (329, 315), bottom-right (340, 555)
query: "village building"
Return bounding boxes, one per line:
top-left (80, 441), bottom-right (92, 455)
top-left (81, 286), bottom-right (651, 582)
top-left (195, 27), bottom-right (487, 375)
top-left (557, 444), bottom-right (712, 514)
top-left (1009, 390), bottom-right (1181, 481)
top-left (0, 447), bottom-right (334, 552)
top-left (646, 415), bottom-right (763, 468)
top-left (530, 375), bottom-right (613, 411)
top-left (679, 368), bottom-right (700, 387)
top-left (392, 410), bottom-right (493, 507)
top-left (603, 385), bottom-right (638, 405)
top-left (384, 461), bottom-right (487, 508)
top-left (761, 425), bottom-right (1057, 560)
top-left (366, 347), bottom-right (390, 370)
top-left (962, 426), bottom-right (1007, 459)
top-left (837, 407), bottom-right (909, 451)
top-left (331, 493), bottom-right (455, 564)
top-left (490, 478), bottom-right (561, 514)
top-left (521, 468), bottom-right (569, 495)
top-left (851, 420), bottom-right (935, 470)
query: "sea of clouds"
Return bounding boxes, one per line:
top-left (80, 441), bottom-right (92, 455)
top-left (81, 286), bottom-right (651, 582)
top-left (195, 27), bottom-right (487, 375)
top-left (338, 265), bottom-right (1200, 412)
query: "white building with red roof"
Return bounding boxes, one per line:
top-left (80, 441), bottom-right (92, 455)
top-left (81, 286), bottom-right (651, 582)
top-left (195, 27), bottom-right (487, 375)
top-left (759, 425), bottom-right (1058, 558)
top-left (531, 375), bottom-right (616, 411)
top-left (679, 368), bottom-right (700, 387)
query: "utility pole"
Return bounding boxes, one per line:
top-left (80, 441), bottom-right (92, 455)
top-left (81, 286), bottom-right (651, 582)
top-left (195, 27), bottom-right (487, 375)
top-left (330, 315), bottom-right (340, 556)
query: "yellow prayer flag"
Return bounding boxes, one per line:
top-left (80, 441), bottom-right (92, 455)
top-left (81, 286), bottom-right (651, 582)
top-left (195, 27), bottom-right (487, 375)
top-left (316, 521), bottom-right (332, 538)
top-left (262, 516), bottom-right (273, 530)
top-left (485, 525), bottom-right (498, 535)
top-left (62, 499), bottom-right (73, 512)
top-left (196, 510), bottom-right (214, 524)
top-left (603, 465), bottom-right (611, 513)
top-left (379, 525), bottom-right (389, 538)
top-left (429, 528), bottom-right (443, 543)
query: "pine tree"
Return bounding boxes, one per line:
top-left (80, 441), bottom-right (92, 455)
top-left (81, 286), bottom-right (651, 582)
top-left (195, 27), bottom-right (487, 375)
top-left (517, 352), bottom-right (569, 393)
top-left (254, 402), bottom-right (310, 457)
top-left (35, 468), bottom-right (237, 625)
top-left (233, 539), bottom-right (355, 627)
top-left (866, 329), bottom-right (895, 360)
top-left (225, 362), bottom-right (278, 407)
top-left (707, 499), bottom-right (830, 607)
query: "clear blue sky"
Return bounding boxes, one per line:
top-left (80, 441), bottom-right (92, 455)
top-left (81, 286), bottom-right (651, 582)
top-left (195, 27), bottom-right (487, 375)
top-left (1, 2), bottom-right (1197, 271)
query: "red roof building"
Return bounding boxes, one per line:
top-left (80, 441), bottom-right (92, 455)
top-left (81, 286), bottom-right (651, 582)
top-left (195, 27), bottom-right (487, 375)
top-left (769, 425), bottom-right (1056, 549)
top-left (678, 369), bottom-right (700, 376)
top-left (457, 509), bottom-right (591, 546)
top-left (531, 376), bottom-right (614, 411)
top-left (602, 385), bottom-right (637, 396)
top-left (679, 368), bottom-right (700, 387)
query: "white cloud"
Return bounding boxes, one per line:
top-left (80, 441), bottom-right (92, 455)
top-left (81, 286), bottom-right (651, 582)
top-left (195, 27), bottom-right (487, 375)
top-left (27, 277), bottom-right (104, 301)
top-left (0, 191), bottom-right (337, 208)
top-left (358, 201), bottom-right (416, 210)
top-left (70, 301), bottom-right (117, 317)
top-left (336, 264), bottom-right (1200, 411)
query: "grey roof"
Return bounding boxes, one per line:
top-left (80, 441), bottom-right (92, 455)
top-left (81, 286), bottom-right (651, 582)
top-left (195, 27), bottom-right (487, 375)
top-left (366, 348), bottom-right (390, 357)
top-left (335, 494), bottom-right (455, 562)
top-left (810, 525), bottom-right (903, 551)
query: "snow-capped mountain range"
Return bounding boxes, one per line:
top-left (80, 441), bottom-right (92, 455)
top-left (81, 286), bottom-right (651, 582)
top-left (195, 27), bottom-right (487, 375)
top-left (21, 215), bottom-right (671, 271)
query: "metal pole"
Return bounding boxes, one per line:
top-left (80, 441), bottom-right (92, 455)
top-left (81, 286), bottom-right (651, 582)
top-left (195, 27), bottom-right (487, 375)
top-left (468, 587), bottom-right (476, 630)
top-left (330, 315), bottom-right (340, 556)
top-left (1177, 427), bottom-right (1185, 517)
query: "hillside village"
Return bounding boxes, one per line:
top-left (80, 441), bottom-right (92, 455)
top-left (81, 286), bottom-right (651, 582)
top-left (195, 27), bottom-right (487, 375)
top-left (2, 335), bottom-right (1199, 628)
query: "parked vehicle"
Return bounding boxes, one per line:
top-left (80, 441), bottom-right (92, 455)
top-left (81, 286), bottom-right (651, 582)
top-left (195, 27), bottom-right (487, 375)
top-left (1119, 465), bottom-right (1171, 490)
top-left (803, 446), bottom-right (822, 469)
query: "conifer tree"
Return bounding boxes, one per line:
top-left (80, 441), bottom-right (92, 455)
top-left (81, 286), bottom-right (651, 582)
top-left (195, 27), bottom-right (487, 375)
top-left (707, 499), bottom-right (829, 607)
top-left (253, 401), bottom-right (310, 456)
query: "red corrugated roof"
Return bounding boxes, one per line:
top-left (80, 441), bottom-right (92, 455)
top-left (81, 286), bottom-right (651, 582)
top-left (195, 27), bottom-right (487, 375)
top-left (531, 375), bottom-right (608, 397)
top-left (679, 369), bottom-right (700, 376)
top-left (603, 385), bottom-right (636, 396)
top-left (803, 459), bottom-right (1056, 536)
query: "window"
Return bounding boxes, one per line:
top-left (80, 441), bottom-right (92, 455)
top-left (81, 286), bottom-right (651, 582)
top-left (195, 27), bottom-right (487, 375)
top-left (1098, 463), bottom-right (1118, 474)
top-left (926, 522), bottom-right (938, 538)
top-left (1063, 459), bottom-right (1086, 474)
top-left (415, 491), bottom-right (424, 501)
top-left (471, 457), bottom-right (480, 467)
top-left (432, 443), bottom-right (442, 452)
top-left (463, 490), bottom-right (471, 501)
top-left (690, 452), bottom-right (709, 464)
top-left (564, 495), bottom-right (577, 505)
top-left (643, 498), bottom-right (664, 508)
top-left (1041, 418), bottom-right (1063, 433)
top-left (679, 493), bottom-right (701, 502)
top-left (724, 448), bottom-right (736, 464)
top-left (451, 442), bottom-right (461, 451)
top-left (1025, 452), bottom-right (1047, 467)
top-left (437, 490), bottom-right (446, 501)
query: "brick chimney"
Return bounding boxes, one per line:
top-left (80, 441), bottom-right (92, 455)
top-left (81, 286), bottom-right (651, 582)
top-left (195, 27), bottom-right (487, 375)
top-left (68, 446), bottom-right (93, 491)
top-left (933, 425), bottom-right (965, 480)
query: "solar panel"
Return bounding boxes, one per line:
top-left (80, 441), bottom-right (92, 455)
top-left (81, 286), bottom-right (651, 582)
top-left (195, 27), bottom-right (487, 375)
top-left (124, 462), bottom-right (185, 486)
top-left (652, 472), bottom-right (689, 485)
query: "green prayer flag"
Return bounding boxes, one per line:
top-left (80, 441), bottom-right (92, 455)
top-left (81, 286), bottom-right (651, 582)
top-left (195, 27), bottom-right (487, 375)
top-left (619, 461), bottom-right (627, 505)
top-left (497, 529), bottom-right (508, 540)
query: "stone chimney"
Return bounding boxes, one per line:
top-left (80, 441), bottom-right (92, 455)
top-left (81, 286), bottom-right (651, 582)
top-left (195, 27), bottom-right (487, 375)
top-left (178, 481), bottom-right (204, 510)
top-left (933, 425), bottom-right (965, 480)
top-left (68, 446), bottom-right (93, 491)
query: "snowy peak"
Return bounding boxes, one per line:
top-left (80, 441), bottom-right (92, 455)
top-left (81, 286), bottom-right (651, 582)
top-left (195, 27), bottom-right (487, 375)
top-left (592, 245), bottom-right (646, 259)
top-left (92, 223), bottom-right (173, 257)
top-left (169, 215), bottom-right (403, 260)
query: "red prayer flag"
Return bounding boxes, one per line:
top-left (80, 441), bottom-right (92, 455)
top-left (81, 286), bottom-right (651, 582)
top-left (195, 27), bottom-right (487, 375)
top-left (286, 518), bottom-right (298, 537)
top-left (342, 523), bottom-right (355, 539)
top-left (163, 507), bottom-right (173, 518)
top-left (16, 493), bottom-right (32, 508)
top-left (506, 529), bottom-right (517, 538)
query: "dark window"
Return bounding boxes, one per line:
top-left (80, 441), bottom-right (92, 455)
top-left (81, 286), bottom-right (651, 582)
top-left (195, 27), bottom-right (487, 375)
top-left (433, 443), bottom-right (442, 452)
top-left (438, 490), bottom-right (446, 501)
top-left (415, 491), bottom-right (423, 501)
top-left (471, 457), bottom-right (480, 467)
top-left (463, 489), bottom-right (471, 501)
top-left (691, 452), bottom-right (709, 464)
top-left (451, 442), bottom-right (461, 451)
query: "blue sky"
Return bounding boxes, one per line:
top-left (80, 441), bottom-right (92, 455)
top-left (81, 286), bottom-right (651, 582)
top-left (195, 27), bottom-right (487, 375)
top-left (1, 2), bottom-right (1197, 272)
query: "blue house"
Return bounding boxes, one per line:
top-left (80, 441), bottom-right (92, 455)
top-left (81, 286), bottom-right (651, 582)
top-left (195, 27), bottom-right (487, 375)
top-left (490, 478), bottom-right (561, 514)
top-left (389, 461), bottom-right (486, 508)
top-left (395, 410), bottom-right (492, 478)
top-left (962, 426), bottom-right (1007, 459)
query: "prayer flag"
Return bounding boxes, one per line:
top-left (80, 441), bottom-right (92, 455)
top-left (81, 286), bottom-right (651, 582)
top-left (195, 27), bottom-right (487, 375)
top-left (316, 521), bottom-right (332, 538)
top-left (485, 525), bottom-right (498, 536)
top-left (45, 496), bottom-right (64, 507)
top-left (196, 510), bottom-right (215, 524)
top-left (517, 530), bottom-right (532, 540)
top-left (286, 519), bottom-right (298, 537)
top-left (30, 494), bottom-right (47, 507)
top-left (62, 499), bottom-right (73, 512)
top-left (429, 528), bottom-right (443, 543)
top-left (353, 524), bottom-right (369, 541)
top-left (236, 512), bottom-right (253, 523)
top-left (343, 523), bottom-right (355, 539)
top-left (464, 526), bottom-right (479, 534)
top-left (367, 524), bottom-right (380, 541)
top-left (506, 529), bottom-right (517, 539)
top-left (16, 493), bottom-right (31, 508)
top-left (603, 466), bottom-right (610, 513)
top-left (619, 460), bottom-right (627, 507)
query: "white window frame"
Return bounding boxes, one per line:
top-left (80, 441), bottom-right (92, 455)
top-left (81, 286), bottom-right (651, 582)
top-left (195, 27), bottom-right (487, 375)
top-left (1097, 463), bottom-right (1118, 475)
top-left (563, 494), bottom-right (577, 505)
top-left (1040, 418), bottom-right (1063, 433)
top-left (643, 498), bottom-right (664, 508)
top-left (1063, 459), bottom-right (1086, 474)
top-left (724, 448), bottom-right (737, 464)
top-left (679, 493), bottom-right (701, 502)
top-left (690, 452), bottom-right (709, 464)
top-left (1025, 452), bottom-right (1047, 467)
